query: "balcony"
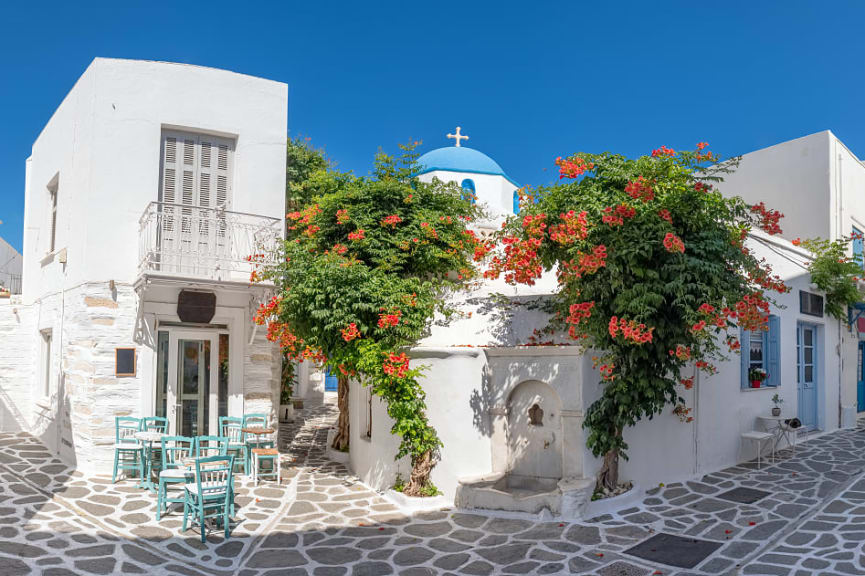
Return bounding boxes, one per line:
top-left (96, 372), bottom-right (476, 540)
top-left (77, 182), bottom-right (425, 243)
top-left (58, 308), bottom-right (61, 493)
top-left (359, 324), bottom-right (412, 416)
top-left (138, 202), bottom-right (281, 283)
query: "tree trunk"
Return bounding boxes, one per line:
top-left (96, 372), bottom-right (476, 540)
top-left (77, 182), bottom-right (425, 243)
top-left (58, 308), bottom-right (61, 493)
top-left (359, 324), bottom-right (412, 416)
top-left (331, 374), bottom-right (350, 451)
top-left (596, 426), bottom-right (622, 493)
top-left (597, 448), bottom-right (619, 493)
top-left (403, 451), bottom-right (434, 497)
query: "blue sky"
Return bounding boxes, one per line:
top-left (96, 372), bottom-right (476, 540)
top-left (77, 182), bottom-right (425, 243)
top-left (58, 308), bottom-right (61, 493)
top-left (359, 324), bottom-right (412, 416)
top-left (2, 1), bottom-right (865, 252)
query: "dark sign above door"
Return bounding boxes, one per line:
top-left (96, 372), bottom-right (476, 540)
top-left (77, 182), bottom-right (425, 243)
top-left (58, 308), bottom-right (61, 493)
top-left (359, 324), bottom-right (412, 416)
top-left (177, 290), bottom-right (216, 324)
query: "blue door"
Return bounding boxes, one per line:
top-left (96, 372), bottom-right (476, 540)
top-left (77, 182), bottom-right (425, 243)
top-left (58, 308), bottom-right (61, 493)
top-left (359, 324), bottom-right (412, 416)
top-left (858, 342), bottom-right (865, 412)
top-left (797, 324), bottom-right (818, 430)
top-left (324, 367), bottom-right (338, 392)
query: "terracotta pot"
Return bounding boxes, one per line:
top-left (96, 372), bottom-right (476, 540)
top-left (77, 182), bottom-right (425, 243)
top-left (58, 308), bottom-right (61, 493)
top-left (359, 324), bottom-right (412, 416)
top-left (751, 380), bottom-right (761, 388)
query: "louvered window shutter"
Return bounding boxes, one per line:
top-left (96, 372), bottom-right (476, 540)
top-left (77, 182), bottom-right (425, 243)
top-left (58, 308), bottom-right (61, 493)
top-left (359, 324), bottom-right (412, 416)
top-left (740, 328), bottom-right (750, 389)
top-left (160, 134), bottom-right (181, 232)
top-left (767, 315), bottom-right (780, 387)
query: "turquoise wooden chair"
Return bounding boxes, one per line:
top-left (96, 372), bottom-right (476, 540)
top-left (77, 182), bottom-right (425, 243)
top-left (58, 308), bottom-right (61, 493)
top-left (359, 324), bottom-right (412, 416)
top-left (140, 416), bottom-right (169, 432)
top-left (112, 416), bottom-right (143, 483)
top-left (219, 416), bottom-right (246, 474)
top-left (182, 455), bottom-right (235, 542)
top-left (139, 416), bottom-right (169, 478)
top-left (156, 435), bottom-right (194, 520)
top-left (195, 435), bottom-right (229, 458)
top-left (241, 413), bottom-right (273, 471)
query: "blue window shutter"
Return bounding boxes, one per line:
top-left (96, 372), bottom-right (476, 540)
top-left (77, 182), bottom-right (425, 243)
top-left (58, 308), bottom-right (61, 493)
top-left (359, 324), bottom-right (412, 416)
top-left (513, 190), bottom-right (520, 214)
top-left (768, 315), bottom-right (780, 387)
top-left (740, 328), bottom-right (750, 389)
top-left (854, 227), bottom-right (864, 269)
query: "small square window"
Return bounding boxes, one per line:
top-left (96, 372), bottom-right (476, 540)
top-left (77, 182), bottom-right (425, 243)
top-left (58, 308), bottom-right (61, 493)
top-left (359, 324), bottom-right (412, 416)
top-left (800, 291), bottom-right (823, 317)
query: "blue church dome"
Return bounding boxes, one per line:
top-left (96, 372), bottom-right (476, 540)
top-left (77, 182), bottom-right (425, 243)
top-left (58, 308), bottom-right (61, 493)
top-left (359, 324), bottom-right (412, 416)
top-left (417, 146), bottom-right (517, 186)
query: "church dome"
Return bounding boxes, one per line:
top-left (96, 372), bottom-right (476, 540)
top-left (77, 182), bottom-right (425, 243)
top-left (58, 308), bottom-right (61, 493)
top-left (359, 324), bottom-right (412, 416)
top-left (417, 146), bottom-right (517, 185)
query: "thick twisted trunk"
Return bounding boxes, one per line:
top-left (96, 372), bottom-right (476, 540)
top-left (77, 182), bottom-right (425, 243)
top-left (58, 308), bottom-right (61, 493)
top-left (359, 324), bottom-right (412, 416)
top-left (331, 375), bottom-right (350, 451)
top-left (596, 426), bottom-right (622, 493)
top-left (403, 451), bottom-right (434, 497)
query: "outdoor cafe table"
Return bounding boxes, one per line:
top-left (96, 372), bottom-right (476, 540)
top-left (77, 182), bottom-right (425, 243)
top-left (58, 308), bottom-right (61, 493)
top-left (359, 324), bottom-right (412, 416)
top-left (134, 430), bottom-right (166, 492)
top-left (241, 427), bottom-right (275, 459)
top-left (757, 415), bottom-right (796, 456)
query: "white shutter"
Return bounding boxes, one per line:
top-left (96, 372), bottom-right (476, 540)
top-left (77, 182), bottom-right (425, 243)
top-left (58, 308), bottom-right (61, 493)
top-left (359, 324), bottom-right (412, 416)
top-left (158, 130), bottom-right (235, 277)
top-left (159, 135), bottom-right (180, 233)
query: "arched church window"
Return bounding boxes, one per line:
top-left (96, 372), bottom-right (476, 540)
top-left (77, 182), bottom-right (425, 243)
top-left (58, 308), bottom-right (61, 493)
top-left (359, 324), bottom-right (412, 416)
top-left (461, 179), bottom-right (476, 204)
top-left (513, 189), bottom-right (520, 214)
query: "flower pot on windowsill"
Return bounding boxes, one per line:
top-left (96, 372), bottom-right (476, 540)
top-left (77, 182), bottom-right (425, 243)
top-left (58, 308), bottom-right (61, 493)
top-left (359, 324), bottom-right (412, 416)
top-left (751, 380), bottom-right (762, 388)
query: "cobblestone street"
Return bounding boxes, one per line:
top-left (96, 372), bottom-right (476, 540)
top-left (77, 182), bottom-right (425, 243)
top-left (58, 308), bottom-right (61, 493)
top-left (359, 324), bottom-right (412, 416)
top-left (2, 400), bottom-right (865, 575)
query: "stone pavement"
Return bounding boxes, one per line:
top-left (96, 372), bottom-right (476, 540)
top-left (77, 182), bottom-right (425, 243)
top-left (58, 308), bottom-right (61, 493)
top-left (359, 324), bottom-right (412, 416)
top-left (1, 401), bottom-right (865, 576)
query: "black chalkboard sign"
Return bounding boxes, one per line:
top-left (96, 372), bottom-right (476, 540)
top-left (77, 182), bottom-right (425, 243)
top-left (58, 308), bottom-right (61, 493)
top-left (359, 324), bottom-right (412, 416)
top-left (116, 348), bottom-right (136, 377)
top-left (178, 290), bottom-right (217, 323)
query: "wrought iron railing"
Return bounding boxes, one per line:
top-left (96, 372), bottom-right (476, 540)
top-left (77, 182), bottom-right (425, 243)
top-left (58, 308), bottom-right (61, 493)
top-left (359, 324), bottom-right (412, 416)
top-left (138, 202), bottom-right (281, 282)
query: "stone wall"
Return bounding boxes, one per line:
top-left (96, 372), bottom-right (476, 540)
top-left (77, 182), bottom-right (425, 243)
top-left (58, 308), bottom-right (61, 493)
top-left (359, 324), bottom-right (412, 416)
top-left (65, 282), bottom-right (143, 473)
top-left (243, 322), bottom-right (280, 424)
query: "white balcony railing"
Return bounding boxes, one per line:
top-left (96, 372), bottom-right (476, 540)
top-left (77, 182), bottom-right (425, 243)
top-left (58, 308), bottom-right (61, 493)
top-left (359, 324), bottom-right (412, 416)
top-left (138, 202), bottom-right (281, 282)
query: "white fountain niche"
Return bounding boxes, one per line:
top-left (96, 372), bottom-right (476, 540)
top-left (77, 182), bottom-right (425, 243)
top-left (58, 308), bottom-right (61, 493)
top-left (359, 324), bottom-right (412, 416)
top-left (456, 379), bottom-right (593, 516)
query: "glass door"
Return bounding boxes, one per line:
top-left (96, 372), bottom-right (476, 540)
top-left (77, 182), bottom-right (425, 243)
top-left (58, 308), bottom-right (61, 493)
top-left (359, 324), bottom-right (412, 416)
top-left (165, 330), bottom-right (220, 436)
top-left (797, 324), bottom-right (818, 430)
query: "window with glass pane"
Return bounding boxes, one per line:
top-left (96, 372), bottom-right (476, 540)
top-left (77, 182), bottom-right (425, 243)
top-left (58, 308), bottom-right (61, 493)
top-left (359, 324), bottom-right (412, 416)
top-left (749, 331), bottom-right (765, 371)
top-left (218, 334), bottom-right (229, 419)
top-left (155, 331), bottom-right (169, 419)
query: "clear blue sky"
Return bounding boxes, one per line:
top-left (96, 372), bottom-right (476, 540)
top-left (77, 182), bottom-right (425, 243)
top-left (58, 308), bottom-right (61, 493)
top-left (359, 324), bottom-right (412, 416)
top-left (2, 1), bottom-right (865, 252)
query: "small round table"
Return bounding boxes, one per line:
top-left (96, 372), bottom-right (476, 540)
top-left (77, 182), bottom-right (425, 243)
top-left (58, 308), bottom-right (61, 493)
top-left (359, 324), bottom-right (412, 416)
top-left (241, 427), bottom-right (275, 472)
top-left (757, 415), bottom-right (797, 456)
top-left (134, 430), bottom-right (166, 492)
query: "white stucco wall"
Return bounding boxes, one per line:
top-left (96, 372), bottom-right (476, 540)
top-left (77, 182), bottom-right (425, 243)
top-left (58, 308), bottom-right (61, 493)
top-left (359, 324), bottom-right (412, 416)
top-left (716, 131), bottom-right (833, 243)
top-left (21, 58), bottom-right (288, 304)
top-left (350, 232), bottom-right (843, 502)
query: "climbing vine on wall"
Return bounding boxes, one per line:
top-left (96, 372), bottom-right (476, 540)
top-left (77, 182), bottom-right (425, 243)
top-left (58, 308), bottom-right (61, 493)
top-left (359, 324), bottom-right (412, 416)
top-left (793, 235), bottom-right (864, 319)
top-left (253, 142), bottom-right (485, 495)
top-left (481, 144), bottom-right (790, 491)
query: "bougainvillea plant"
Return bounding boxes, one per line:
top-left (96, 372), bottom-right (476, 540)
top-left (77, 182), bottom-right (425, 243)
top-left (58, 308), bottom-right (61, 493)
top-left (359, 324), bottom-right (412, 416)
top-left (253, 142), bottom-right (484, 495)
top-left (793, 234), bottom-right (864, 319)
top-left (482, 143), bottom-right (790, 490)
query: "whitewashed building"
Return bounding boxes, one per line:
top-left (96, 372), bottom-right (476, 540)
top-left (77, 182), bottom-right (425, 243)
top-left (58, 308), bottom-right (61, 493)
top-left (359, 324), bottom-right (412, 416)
top-left (716, 131), bottom-right (865, 425)
top-left (0, 236), bottom-right (22, 294)
top-left (346, 137), bottom-right (846, 516)
top-left (0, 58), bottom-right (287, 473)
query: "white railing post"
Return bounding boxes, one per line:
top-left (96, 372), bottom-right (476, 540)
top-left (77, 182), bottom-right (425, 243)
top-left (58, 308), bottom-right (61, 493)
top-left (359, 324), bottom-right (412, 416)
top-left (137, 201), bottom-right (280, 281)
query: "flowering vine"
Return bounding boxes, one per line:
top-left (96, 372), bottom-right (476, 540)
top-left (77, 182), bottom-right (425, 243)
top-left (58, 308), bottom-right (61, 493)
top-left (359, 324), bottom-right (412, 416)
top-left (483, 142), bottom-right (788, 491)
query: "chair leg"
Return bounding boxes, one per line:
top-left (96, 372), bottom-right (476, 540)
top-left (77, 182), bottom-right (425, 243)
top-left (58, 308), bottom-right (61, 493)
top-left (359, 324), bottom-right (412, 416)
top-left (182, 493), bottom-right (190, 532)
top-left (137, 449), bottom-right (145, 481)
top-left (224, 496), bottom-right (230, 538)
top-left (157, 480), bottom-right (163, 521)
top-left (199, 505), bottom-right (207, 543)
top-left (112, 451), bottom-right (119, 483)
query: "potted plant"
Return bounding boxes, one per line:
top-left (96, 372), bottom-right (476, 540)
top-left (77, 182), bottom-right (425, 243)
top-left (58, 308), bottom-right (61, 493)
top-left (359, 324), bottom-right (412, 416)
top-left (771, 393), bottom-right (783, 417)
top-left (749, 367), bottom-right (767, 389)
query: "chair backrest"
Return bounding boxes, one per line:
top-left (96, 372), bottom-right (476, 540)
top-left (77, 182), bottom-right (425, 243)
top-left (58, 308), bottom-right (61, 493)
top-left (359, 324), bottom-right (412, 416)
top-left (195, 435), bottom-right (229, 458)
top-left (115, 416), bottom-right (141, 444)
top-left (140, 416), bottom-right (168, 433)
top-left (242, 413), bottom-right (268, 429)
top-left (161, 436), bottom-right (195, 469)
top-left (219, 416), bottom-right (243, 444)
top-left (195, 455), bottom-right (233, 498)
